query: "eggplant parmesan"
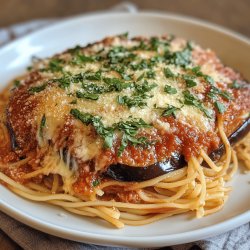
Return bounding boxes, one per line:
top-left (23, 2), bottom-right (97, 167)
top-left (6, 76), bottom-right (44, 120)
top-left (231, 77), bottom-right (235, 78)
top-left (0, 34), bottom-right (249, 228)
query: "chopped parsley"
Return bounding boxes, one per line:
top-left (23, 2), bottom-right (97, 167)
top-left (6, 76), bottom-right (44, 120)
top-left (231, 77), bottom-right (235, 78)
top-left (29, 84), bottom-right (47, 93)
top-left (103, 77), bottom-right (132, 91)
top-left (204, 75), bottom-right (215, 85)
top-left (67, 45), bottom-right (82, 54)
top-left (92, 179), bottom-right (100, 187)
top-left (117, 95), bottom-right (148, 108)
top-left (134, 81), bottom-right (158, 94)
top-left (229, 80), bottom-right (242, 89)
top-left (70, 109), bottom-right (152, 155)
top-left (165, 44), bottom-right (192, 67)
top-left (118, 134), bottom-right (149, 156)
top-left (214, 101), bottom-right (226, 114)
top-left (119, 31), bottom-right (129, 38)
top-left (157, 105), bottom-right (180, 118)
top-left (72, 53), bottom-right (94, 65)
top-left (107, 46), bottom-right (136, 65)
top-left (115, 118), bottom-right (152, 156)
top-left (81, 83), bottom-right (105, 93)
top-left (136, 73), bottom-right (145, 82)
top-left (85, 71), bottom-right (102, 81)
top-left (191, 66), bottom-right (204, 77)
top-left (183, 90), bottom-right (213, 118)
top-left (109, 65), bottom-right (132, 80)
top-left (208, 86), bottom-right (232, 101)
top-left (55, 77), bottom-right (71, 89)
top-left (27, 66), bottom-right (33, 71)
top-left (164, 85), bottom-right (177, 94)
top-left (48, 58), bottom-right (64, 72)
top-left (191, 66), bottom-right (215, 85)
top-left (219, 91), bottom-right (233, 100)
top-left (185, 79), bottom-right (197, 88)
top-left (81, 83), bottom-right (107, 94)
top-left (115, 118), bottom-right (152, 134)
top-left (70, 109), bottom-right (114, 148)
top-left (149, 37), bottom-right (161, 51)
top-left (164, 67), bottom-right (176, 78)
top-left (118, 81), bottom-right (157, 108)
top-left (146, 70), bottom-right (156, 79)
top-left (76, 91), bottom-right (99, 100)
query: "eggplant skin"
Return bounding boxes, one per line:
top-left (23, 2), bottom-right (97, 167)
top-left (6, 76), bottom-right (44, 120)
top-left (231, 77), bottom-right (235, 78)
top-left (104, 154), bottom-right (185, 182)
top-left (5, 120), bottom-right (19, 151)
top-left (104, 117), bottom-right (250, 182)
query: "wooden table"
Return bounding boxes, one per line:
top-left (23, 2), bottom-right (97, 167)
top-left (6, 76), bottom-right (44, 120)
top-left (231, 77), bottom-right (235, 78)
top-left (1, 0), bottom-right (250, 37)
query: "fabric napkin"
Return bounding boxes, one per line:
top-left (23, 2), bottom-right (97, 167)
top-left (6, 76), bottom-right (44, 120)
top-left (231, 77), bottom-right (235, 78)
top-left (0, 2), bottom-right (249, 249)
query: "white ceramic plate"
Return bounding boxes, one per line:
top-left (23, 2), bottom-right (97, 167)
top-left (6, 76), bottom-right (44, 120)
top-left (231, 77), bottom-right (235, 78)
top-left (0, 12), bottom-right (249, 248)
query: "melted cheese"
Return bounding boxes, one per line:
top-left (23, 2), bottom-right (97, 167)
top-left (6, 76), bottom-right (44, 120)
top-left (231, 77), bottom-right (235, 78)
top-left (27, 36), bottom-right (226, 168)
top-left (41, 150), bottom-right (76, 193)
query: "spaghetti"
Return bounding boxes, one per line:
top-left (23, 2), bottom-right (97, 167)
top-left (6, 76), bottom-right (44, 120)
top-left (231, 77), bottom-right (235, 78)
top-left (0, 34), bottom-right (249, 228)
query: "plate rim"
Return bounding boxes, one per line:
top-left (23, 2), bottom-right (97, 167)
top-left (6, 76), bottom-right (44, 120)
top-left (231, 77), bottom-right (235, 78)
top-left (0, 11), bottom-right (249, 56)
top-left (1, 197), bottom-right (249, 247)
top-left (0, 11), bottom-right (249, 247)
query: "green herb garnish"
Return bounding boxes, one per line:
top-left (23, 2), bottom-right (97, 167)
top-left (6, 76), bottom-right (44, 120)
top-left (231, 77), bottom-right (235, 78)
top-left (134, 81), bottom-right (157, 94)
top-left (48, 58), bottom-right (64, 72)
top-left (103, 77), bottom-right (132, 91)
top-left (136, 73), bottom-right (145, 82)
top-left (27, 66), bottom-right (33, 71)
top-left (214, 101), bottom-right (226, 114)
top-left (149, 37), bottom-right (161, 51)
top-left (85, 71), bottom-right (102, 81)
top-left (115, 118), bottom-right (152, 156)
top-left (191, 66), bottom-right (215, 85)
top-left (146, 70), bottom-right (156, 79)
top-left (118, 81), bottom-right (157, 108)
top-left (185, 79), bottom-right (197, 88)
top-left (165, 44), bottom-right (192, 67)
top-left (183, 90), bottom-right (212, 118)
top-left (92, 179), bottom-right (100, 187)
top-left (119, 32), bottom-right (129, 38)
top-left (72, 53), bottom-right (94, 65)
top-left (70, 109), bottom-right (114, 148)
top-left (204, 75), bottom-right (214, 85)
top-left (70, 109), bottom-right (152, 154)
top-left (117, 95), bottom-right (148, 108)
top-left (56, 77), bottom-right (70, 89)
top-left (229, 80), bottom-right (242, 89)
top-left (76, 91), bottom-right (99, 100)
top-left (164, 85), bottom-right (177, 94)
top-left (67, 45), bottom-right (81, 54)
top-left (157, 105), bottom-right (180, 118)
top-left (191, 66), bottom-right (203, 77)
top-left (29, 84), bottom-right (47, 93)
top-left (164, 68), bottom-right (176, 78)
top-left (115, 118), bottom-right (152, 134)
top-left (13, 80), bottom-right (20, 87)
top-left (208, 86), bottom-right (232, 101)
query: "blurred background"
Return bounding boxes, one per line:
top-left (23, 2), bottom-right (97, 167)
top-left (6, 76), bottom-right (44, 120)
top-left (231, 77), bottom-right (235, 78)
top-left (1, 0), bottom-right (250, 37)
